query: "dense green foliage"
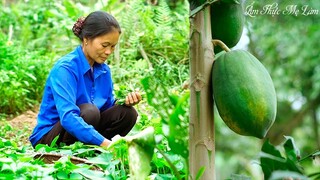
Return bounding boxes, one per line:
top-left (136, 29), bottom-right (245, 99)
top-left (0, 34), bottom-right (55, 115)
top-left (0, 0), bottom-right (319, 179)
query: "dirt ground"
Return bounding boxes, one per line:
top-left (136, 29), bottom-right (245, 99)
top-left (8, 109), bottom-right (38, 130)
top-left (5, 107), bottom-right (38, 144)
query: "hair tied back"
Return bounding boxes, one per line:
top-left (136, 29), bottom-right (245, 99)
top-left (72, 17), bottom-right (85, 37)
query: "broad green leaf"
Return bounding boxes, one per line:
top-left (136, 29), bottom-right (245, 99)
top-left (260, 140), bottom-right (287, 180)
top-left (127, 127), bottom-right (155, 161)
top-left (1, 163), bottom-right (14, 173)
top-left (260, 140), bottom-right (304, 180)
top-left (126, 127), bottom-right (155, 180)
top-left (87, 153), bottom-right (113, 166)
top-left (56, 170), bottom-right (68, 179)
top-left (69, 172), bottom-right (83, 180)
top-left (128, 143), bottom-right (152, 180)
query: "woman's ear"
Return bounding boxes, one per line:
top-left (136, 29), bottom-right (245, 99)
top-left (84, 37), bottom-right (88, 45)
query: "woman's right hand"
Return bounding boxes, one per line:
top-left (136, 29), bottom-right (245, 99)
top-left (100, 138), bottom-right (111, 147)
top-left (125, 91), bottom-right (142, 106)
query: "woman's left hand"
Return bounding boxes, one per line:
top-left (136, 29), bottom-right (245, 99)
top-left (125, 91), bottom-right (142, 106)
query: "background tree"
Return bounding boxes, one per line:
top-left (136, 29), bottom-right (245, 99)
top-left (244, 0), bottom-right (320, 149)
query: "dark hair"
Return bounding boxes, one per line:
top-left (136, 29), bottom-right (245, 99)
top-left (72, 11), bottom-right (121, 41)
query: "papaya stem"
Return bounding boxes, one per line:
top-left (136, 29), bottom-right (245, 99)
top-left (212, 39), bottom-right (231, 52)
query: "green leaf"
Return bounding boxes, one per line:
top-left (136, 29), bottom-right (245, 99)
top-left (35, 144), bottom-right (58, 152)
top-left (195, 166), bottom-right (206, 180)
top-left (126, 127), bottom-right (155, 180)
top-left (127, 127), bottom-right (155, 161)
top-left (128, 143), bottom-right (152, 180)
top-left (260, 140), bottom-right (287, 180)
top-left (260, 139), bottom-right (304, 180)
top-left (140, 77), bottom-right (155, 106)
top-left (1, 163), bottom-right (14, 173)
top-left (56, 170), bottom-right (68, 179)
top-left (87, 153), bottom-right (113, 166)
top-left (50, 135), bottom-right (59, 148)
top-left (69, 172), bottom-right (83, 180)
top-left (283, 136), bottom-right (300, 161)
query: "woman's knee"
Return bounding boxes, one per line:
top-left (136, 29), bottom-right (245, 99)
top-left (122, 106), bottom-right (138, 122)
top-left (112, 105), bottom-right (138, 125)
top-left (79, 103), bottom-right (100, 127)
top-left (125, 106), bottom-right (138, 117)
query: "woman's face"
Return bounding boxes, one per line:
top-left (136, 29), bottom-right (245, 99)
top-left (83, 29), bottom-right (120, 66)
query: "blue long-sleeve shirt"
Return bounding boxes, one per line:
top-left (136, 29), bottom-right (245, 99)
top-left (29, 45), bottom-right (115, 147)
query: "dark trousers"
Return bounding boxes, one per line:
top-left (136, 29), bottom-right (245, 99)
top-left (35, 104), bottom-right (137, 147)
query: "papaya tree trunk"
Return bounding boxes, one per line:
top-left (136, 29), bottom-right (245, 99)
top-left (189, 6), bottom-right (215, 179)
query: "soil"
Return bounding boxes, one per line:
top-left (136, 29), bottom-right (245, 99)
top-left (8, 109), bottom-right (38, 130)
top-left (5, 106), bottom-right (38, 144)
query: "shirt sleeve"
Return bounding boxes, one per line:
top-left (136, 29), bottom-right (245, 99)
top-left (50, 66), bottom-right (105, 145)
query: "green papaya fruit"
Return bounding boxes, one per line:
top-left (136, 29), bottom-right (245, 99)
top-left (212, 50), bottom-right (277, 138)
top-left (211, 1), bottom-right (245, 53)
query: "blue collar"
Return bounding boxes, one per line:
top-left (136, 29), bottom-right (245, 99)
top-left (76, 45), bottom-right (108, 77)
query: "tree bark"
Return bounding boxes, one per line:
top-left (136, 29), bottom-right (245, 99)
top-left (189, 6), bottom-right (215, 180)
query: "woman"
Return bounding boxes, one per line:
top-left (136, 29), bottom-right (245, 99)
top-left (29, 11), bottom-right (142, 148)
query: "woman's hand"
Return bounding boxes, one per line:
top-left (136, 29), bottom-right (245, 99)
top-left (125, 91), bottom-right (142, 106)
top-left (100, 139), bottom-right (111, 147)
